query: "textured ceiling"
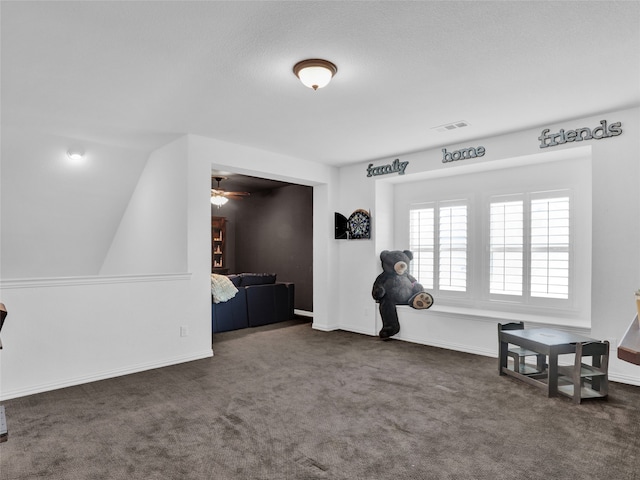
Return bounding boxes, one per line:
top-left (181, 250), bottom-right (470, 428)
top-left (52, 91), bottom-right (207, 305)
top-left (2, 1), bottom-right (639, 167)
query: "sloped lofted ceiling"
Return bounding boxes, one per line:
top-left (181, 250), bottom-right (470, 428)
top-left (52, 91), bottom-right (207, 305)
top-left (1, 1), bottom-right (638, 278)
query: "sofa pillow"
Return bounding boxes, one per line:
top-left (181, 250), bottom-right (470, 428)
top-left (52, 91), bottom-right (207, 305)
top-left (227, 274), bottom-right (243, 287)
top-left (240, 273), bottom-right (277, 286)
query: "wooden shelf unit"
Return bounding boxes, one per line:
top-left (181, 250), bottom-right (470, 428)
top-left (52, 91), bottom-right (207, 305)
top-left (211, 216), bottom-right (228, 274)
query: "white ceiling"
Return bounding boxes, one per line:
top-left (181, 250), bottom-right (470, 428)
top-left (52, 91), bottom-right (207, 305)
top-left (2, 0), bottom-right (639, 168)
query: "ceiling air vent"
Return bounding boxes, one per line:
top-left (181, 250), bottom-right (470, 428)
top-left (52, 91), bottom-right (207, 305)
top-left (432, 121), bottom-right (470, 133)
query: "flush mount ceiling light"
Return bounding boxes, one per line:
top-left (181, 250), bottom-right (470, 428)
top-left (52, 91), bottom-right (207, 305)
top-left (66, 147), bottom-right (85, 163)
top-left (293, 59), bottom-right (337, 90)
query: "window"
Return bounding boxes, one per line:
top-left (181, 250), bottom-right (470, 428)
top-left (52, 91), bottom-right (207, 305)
top-left (398, 152), bottom-right (590, 321)
top-left (530, 195), bottom-right (570, 299)
top-left (410, 200), bottom-right (468, 294)
top-left (411, 192), bottom-right (571, 304)
top-left (489, 199), bottom-right (523, 296)
top-left (439, 203), bottom-right (468, 292)
top-left (409, 206), bottom-right (434, 289)
top-left (489, 192), bottom-right (570, 302)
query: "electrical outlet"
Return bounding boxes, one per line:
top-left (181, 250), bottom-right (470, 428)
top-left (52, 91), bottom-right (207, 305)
top-left (180, 326), bottom-right (188, 337)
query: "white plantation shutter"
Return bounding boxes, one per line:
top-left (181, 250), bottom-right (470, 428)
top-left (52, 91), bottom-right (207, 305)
top-left (439, 202), bottom-right (467, 292)
top-left (405, 157), bottom-right (587, 319)
top-left (409, 207), bottom-right (435, 289)
top-left (530, 196), bottom-right (570, 299)
top-left (487, 192), bottom-right (570, 301)
top-left (490, 199), bottom-right (523, 296)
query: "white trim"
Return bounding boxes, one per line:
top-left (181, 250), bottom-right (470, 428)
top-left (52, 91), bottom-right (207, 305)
top-left (335, 322), bottom-right (376, 336)
top-left (426, 304), bottom-right (591, 330)
top-left (398, 335), bottom-right (496, 358)
top-left (609, 372), bottom-right (640, 387)
top-left (0, 349), bottom-right (213, 401)
top-left (312, 323), bottom-right (340, 332)
top-left (0, 272), bottom-right (192, 289)
top-left (294, 309), bottom-right (313, 318)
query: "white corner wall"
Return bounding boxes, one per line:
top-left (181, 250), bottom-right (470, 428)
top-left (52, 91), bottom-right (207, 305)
top-left (0, 136), bottom-right (213, 400)
top-left (100, 137), bottom-right (189, 275)
top-left (335, 107), bottom-right (640, 386)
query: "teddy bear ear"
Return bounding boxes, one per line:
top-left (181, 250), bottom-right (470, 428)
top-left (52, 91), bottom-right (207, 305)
top-left (403, 250), bottom-right (414, 261)
top-left (380, 250), bottom-right (389, 259)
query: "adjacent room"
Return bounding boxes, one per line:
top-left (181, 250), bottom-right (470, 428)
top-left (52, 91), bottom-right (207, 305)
top-left (0, 1), bottom-right (639, 479)
top-left (209, 172), bottom-right (313, 333)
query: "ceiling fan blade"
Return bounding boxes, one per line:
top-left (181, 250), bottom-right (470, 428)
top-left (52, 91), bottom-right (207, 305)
top-left (211, 176), bottom-right (250, 198)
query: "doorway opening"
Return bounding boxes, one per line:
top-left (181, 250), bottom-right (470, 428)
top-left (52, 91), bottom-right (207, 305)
top-left (210, 170), bottom-right (313, 316)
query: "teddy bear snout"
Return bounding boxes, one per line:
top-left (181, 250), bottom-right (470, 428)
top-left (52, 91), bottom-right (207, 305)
top-left (394, 261), bottom-right (408, 275)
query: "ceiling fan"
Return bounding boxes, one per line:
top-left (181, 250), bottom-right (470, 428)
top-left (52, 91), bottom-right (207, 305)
top-left (211, 176), bottom-right (250, 207)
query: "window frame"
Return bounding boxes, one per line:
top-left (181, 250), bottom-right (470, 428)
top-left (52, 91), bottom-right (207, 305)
top-left (399, 154), bottom-right (591, 322)
top-left (483, 189), bottom-right (574, 310)
top-left (409, 197), bottom-right (472, 301)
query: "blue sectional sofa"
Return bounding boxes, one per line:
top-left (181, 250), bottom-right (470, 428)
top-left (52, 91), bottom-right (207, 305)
top-left (212, 273), bottom-right (295, 333)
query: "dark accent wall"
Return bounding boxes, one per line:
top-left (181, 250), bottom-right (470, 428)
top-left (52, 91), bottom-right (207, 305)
top-left (232, 184), bottom-right (313, 311)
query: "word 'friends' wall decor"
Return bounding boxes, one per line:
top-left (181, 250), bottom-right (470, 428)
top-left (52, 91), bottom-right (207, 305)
top-left (538, 120), bottom-right (622, 148)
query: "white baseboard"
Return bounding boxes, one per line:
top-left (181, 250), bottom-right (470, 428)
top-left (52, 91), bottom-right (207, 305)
top-left (312, 323), bottom-right (340, 332)
top-left (608, 372), bottom-right (640, 387)
top-left (396, 334), bottom-right (497, 358)
top-left (335, 323), bottom-right (377, 337)
top-left (0, 349), bottom-right (213, 401)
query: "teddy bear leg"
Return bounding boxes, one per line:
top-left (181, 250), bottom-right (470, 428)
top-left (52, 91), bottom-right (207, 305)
top-left (378, 300), bottom-right (400, 339)
top-left (409, 291), bottom-right (434, 310)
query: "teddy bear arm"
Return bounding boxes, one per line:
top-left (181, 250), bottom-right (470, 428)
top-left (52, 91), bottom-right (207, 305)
top-left (406, 274), bottom-right (425, 293)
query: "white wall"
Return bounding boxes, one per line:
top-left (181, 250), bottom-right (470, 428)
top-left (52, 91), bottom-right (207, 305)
top-left (187, 134), bottom-right (338, 332)
top-left (335, 107), bottom-right (640, 386)
top-left (0, 133), bottom-right (338, 400)
top-left (100, 137), bottom-right (188, 275)
top-left (0, 273), bottom-right (209, 399)
top-left (0, 135), bottom-right (215, 400)
top-left (0, 127), bottom-right (148, 278)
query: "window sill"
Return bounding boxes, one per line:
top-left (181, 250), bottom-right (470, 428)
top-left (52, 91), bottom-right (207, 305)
top-left (403, 304), bottom-right (591, 330)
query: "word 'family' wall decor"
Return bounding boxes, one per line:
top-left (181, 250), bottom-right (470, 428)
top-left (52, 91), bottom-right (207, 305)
top-left (335, 209), bottom-right (371, 240)
top-left (538, 120), bottom-right (622, 149)
top-left (366, 159), bottom-right (408, 177)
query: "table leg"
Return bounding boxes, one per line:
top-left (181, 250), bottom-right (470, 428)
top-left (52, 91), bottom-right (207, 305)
top-left (498, 339), bottom-right (508, 375)
top-left (547, 347), bottom-right (559, 397)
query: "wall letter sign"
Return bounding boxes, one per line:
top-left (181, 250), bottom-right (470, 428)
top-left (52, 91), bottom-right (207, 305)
top-left (366, 159), bottom-right (409, 177)
top-left (538, 120), bottom-right (622, 149)
top-left (441, 145), bottom-right (486, 163)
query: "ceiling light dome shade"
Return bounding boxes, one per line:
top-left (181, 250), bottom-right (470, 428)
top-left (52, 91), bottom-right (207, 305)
top-left (293, 59), bottom-right (337, 90)
top-left (66, 147), bottom-right (85, 162)
top-left (211, 195), bottom-right (229, 207)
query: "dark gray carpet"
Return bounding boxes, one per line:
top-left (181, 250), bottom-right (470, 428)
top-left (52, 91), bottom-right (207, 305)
top-left (1, 320), bottom-right (639, 480)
